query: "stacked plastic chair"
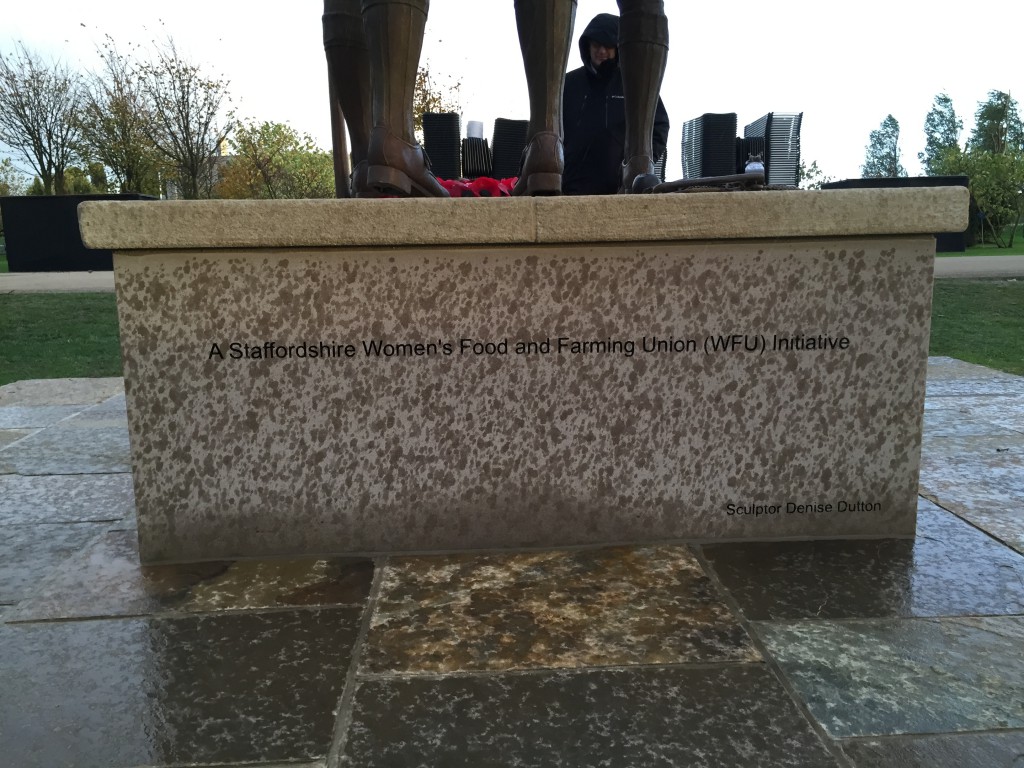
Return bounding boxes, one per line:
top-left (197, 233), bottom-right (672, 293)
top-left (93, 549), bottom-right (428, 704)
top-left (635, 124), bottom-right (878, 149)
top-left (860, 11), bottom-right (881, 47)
top-left (743, 113), bottom-right (802, 186)
top-left (680, 113), bottom-right (737, 178)
top-left (422, 112), bottom-right (462, 181)
top-left (461, 138), bottom-right (493, 179)
top-left (491, 118), bottom-right (530, 180)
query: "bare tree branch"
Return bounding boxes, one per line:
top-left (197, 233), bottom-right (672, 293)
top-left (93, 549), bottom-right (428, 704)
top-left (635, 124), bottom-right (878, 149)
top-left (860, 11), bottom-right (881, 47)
top-left (0, 43), bottom-right (83, 194)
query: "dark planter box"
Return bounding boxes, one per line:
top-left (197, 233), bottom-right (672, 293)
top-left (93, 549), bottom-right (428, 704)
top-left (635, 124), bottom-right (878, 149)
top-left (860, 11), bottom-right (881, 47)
top-left (0, 194), bottom-right (156, 272)
top-left (822, 177), bottom-right (969, 252)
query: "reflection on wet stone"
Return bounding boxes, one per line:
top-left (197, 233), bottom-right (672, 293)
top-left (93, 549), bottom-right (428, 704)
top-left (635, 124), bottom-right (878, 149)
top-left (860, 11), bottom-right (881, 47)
top-left (0, 425), bottom-right (131, 474)
top-left (759, 617), bottom-right (1024, 738)
top-left (0, 608), bottom-right (360, 766)
top-left (344, 665), bottom-right (840, 768)
top-left (0, 473), bottom-right (134, 524)
top-left (10, 529), bottom-right (374, 621)
top-left (701, 502), bottom-right (1024, 619)
top-left (364, 545), bottom-right (758, 674)
top-left (0, 523), bottom-right (109, 604)
top-left (841, 730), bottom-right (1024, 768)
top-left (0, 429), bottom-right (33, 449)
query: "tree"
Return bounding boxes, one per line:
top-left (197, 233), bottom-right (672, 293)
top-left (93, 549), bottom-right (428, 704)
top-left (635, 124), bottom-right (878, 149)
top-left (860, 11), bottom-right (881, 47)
top-left (968, 90), bottom-right (1024, 155)
top-left (141, 39), bottom-right (232, 199)
top-left (78, 38), bottom-right (162, 195)
top-left (413, 64), bottom-right (461, 138)
top-left (0, 157), bottom-right (28, 196)
top-left (939, 148), bottom-right (1024, 246)
top-left (0, 157), bottom-right (29, 237)
top-left (0, 43), bottom-right (83, 194)
top-left (919, 93), bottom-right (962, 176)
top-left (215, 120), bottom-right (333, 199)
top-left (862, 115), bottom-right (907, 178)
top-left (797, 159), bottom-right (834, 190)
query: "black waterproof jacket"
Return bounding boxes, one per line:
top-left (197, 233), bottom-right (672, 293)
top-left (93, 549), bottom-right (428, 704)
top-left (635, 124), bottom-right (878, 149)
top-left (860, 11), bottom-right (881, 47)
top-left (562, 13), bottom-right (670, 195)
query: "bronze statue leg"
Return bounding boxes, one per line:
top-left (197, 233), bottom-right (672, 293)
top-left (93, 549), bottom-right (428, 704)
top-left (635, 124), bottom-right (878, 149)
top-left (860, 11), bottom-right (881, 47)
top-left (617, 0), bottom-right (668, 193)
top-left (511, 0), bottom-right (577, 196)
top-left (323, 0), bottom-right (373, 197)
top-left (361, 0), bottom-right (448, 197)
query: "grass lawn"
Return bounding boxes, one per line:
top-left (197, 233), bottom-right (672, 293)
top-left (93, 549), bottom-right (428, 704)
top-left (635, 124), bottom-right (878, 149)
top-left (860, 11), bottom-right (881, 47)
top-left (929, 279), bottom-right (1024, 375)
top-left (0, 293), bottom-right (122, 385)
top-left (1, 279), bottom-right (1022, 386)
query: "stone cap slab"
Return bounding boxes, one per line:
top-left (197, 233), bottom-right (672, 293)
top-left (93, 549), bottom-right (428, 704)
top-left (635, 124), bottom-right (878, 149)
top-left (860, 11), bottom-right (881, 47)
top-left (79, 187), bottom-right (969, 250)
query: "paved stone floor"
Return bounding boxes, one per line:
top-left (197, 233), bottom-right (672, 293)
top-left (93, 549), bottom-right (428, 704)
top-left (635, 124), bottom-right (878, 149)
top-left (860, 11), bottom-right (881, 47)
top-left (1, 357), bottom-right (1022, 767)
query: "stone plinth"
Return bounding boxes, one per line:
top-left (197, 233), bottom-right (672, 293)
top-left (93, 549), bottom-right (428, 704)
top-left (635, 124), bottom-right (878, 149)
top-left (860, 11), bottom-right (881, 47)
top-left (80, 189), bottom-right (968, 563)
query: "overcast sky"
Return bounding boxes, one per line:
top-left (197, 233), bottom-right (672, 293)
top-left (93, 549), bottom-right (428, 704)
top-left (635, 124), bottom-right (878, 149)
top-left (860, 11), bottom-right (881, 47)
top-left (3, 0), bottom-right (1022, 183)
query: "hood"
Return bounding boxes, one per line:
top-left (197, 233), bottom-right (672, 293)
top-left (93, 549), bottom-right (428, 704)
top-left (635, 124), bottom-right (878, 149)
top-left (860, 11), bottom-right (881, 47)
top-left (578, 13), bottom-right (619, 67)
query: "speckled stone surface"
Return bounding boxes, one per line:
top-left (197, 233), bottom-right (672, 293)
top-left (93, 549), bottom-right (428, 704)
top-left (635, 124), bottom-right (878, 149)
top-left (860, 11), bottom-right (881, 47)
top-left (759, 617), bottom-right (1024, 738)
top-left (78, 187), bottom-right (969, 249)
top-left (342, 665), bottom-right (840, 767)
top-left (0, 608), bottom-right (361, 767)
top-left (701, 500), bottom-right (1024, 620)
top-left (0, 473), bottom-right (134, 524)
top-left (363, 546), bottom-right (759, 674)
top-left (112, 236), bottom-right (934, 561)
top-left (841, 731), bottom-right (1024, 767)
top-left (9, 529), bottom-right (374, 621)
top-left (3, 354), bottom-right (1024, 767)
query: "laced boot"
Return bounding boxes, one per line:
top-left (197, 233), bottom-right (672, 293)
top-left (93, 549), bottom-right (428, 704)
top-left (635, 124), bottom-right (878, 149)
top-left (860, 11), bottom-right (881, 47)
top-left (511, 0), bottom-right (576, 196)
top-left (365, 126), bottom-right (446, 196)
top-left (361, 0), bottom-right (447, 197)
top-left (616, 0), bottom-right (668, 194)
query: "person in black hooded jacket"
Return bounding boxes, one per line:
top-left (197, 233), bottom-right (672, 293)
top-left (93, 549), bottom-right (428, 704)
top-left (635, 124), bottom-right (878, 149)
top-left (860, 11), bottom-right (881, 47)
top-left (562, 13), bottom-right (670, 195)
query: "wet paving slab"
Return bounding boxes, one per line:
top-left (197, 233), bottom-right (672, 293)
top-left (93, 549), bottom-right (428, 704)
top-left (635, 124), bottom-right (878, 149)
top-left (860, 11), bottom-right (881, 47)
top-left (0, 428), bottom-right (34, 449)
top-left (9, 529), bottom-right (375, 621)
top-left (362, 545), bottom-right (759, 675)
top-left (1, 364), bottom-right (1022, 765)
top-left (925, 357), bottom-right (1024, 397)
top-left (342, 664), bottom-right (840, 768)
top-left (953, 397), bottom-right (1024, 434)
top-left (920, 458), bottom-right (1024, 555)
top-left (0, 377), bottom-right (124, 407)
top-left (0, 405), bottom-right (87, 429)
top-left (758, 616), bottom-right (1024, 738)
top-left (922, 407), bottom-right (1024, 439)
top-left (925, 357), bottom-right (1020, 381)
top-left (0, 424), bottom-right (132, 474)
top-left (0, 608), bottom-right (361, 768)
top-left (840, 730), bottom-right (1024, 767)
top-left (0, 472), bottom-right (135, 524)
top-left (701, 501), bottom-right (1024, 620)
top-left (0, 522), bottom-right (110, 604)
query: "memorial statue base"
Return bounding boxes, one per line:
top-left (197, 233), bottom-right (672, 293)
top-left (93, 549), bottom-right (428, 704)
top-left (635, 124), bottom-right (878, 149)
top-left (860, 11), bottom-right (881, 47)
top-left (80, 190), bottom-right (968, 563)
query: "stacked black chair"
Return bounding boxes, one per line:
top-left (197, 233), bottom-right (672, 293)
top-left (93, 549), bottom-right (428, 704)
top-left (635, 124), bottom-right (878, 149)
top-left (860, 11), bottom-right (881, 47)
top-left (653, 148), bottom-right (667, 182)
top-left (680, 113), bottom-right (737, 179)
top-left (422, 112), bottom-right (462, 180)
top-left (461, 138), bottom-right (493, 179)
top-left (743, 113), bottom-right (802, 186)
top-left (491, 118), bottom-right (530, 180)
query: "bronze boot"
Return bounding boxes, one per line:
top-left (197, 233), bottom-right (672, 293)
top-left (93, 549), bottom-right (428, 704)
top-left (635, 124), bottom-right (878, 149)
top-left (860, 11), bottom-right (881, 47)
top-left (323, 0), bottom-right (374, 197)
top-left (511, 0), bottom-right (577, 196)
top-left (617, 0), bottom-right (668, 193)
top-left (361, 0), bottom-right (447, 197)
